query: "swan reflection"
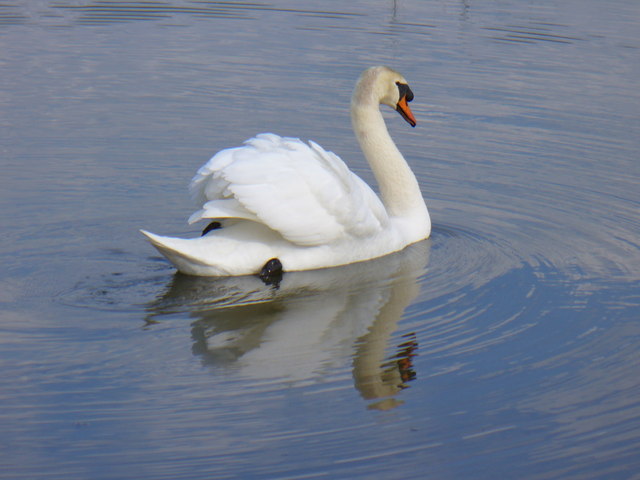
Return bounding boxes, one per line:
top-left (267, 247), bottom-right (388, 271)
top-left (147, 240), bottom-right (430, 409)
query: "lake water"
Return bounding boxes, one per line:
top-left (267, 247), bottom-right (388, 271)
top-left (1, 0), bottom-right (639, 478)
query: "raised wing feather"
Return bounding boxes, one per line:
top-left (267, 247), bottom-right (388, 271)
top-left (188, 133), bottom-right (388, 246)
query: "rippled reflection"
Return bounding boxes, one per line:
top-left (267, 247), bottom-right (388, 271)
top-left (146, 241), bottom-right (430, 409)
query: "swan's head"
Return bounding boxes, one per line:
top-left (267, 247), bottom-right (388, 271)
top-left (353, 66), bottom-right (417, 127)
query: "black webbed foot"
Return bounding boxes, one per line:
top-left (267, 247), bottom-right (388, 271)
top-left (201, 221), bottom-right (222, 236)
top-left (259, 258), bottom-right (283, 287)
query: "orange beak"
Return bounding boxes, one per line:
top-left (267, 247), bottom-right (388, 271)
top-left (396, 96), bottom-right (417, 127)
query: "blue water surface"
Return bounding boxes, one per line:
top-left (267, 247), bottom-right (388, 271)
top-left (1, 1), bottom-right (639, 479)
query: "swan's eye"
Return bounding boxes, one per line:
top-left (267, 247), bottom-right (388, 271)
top-left (396, 82), bottom-right (414, 102)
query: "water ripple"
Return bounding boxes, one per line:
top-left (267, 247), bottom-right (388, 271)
top-left (49, 1), bottom-right (363, 25)
top-left (484, 24), bottom-right (583, 44)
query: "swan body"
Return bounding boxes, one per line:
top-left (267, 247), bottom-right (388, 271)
top-left (141, 66), bottom-right (430, 276)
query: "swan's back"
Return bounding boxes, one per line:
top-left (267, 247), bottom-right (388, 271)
top-left (189, 134), bottom-right (388, 246)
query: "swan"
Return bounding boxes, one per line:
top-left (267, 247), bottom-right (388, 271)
top-left (141, 66), bottom-right (430, 277)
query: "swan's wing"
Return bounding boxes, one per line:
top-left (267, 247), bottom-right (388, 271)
top-left (188, 134), bottom-right (388, 246)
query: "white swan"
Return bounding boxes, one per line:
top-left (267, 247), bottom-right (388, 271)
top-left (141, 66), bottom-right (430, 277)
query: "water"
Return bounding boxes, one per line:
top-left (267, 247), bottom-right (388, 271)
top-left (1, 1), bottom-right (639, 478)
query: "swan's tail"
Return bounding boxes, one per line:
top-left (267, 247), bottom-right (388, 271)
top-left (140, 230), bottom-right (228, 276)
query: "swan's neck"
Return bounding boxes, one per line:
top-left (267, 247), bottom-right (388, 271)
top-left (351, 103), bottom-right (427, 219)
